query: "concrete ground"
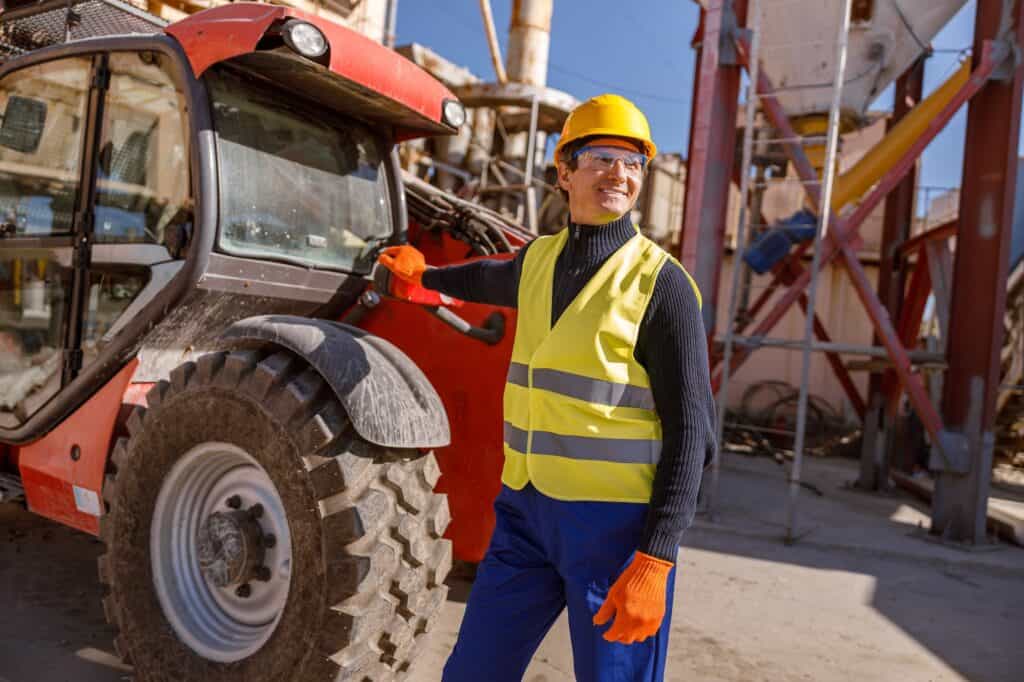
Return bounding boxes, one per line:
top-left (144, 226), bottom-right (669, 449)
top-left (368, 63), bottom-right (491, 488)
top-left (1, 453), bottom-right (1021, 681)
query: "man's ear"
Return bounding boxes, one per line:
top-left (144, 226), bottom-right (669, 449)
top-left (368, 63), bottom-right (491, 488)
top-left (557, 162), bottom-right (572, 191)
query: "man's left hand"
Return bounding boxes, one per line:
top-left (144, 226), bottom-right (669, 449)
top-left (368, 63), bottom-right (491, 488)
top-left (592, 551), bottom-right (673, 644)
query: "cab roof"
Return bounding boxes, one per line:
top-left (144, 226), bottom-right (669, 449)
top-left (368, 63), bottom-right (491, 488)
top-left (165, 3), bottom-right (459, 141)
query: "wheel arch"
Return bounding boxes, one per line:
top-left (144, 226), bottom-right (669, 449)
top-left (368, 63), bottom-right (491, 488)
top-left (221, 315), bottom-right (450, 449)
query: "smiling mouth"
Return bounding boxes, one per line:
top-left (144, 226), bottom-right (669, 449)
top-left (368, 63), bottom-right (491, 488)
top-left (598, 187), bottom-right (627, 197)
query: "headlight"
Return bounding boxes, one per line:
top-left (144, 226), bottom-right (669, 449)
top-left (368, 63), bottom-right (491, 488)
top-left (442, 99), bottom-right (466, 129)
top-left (282, 20), bottom-right (328, 59)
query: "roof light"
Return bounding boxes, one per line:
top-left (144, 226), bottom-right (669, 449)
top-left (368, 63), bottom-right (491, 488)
top-left (442, 99), bottom-right (466, 129)
top-left (282, 20), bottom-right (328, 59)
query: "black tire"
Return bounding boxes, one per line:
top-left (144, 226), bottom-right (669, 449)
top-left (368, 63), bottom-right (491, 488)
top-left (98, 349), bottom-right (452, 681)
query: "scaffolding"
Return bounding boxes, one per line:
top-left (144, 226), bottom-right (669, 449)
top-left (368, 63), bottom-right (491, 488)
top-left (690, 0), bottom-right (1024, 546)
top-left (713, 0), bottom-right (853, 541)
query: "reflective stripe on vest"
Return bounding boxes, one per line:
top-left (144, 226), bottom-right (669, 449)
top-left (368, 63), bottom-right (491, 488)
top-left (506, 362), bottom-right (656, 410)
top-left (503, 421), bottom-right (661, 465)
top-left (500, 227), bottom-right (698, 503)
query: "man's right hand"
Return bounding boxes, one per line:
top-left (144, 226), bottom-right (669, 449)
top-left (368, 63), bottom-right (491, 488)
top-left (373, 245), bottom-right (463, 307)
top-left (377, 245), bottom-right (426, 285)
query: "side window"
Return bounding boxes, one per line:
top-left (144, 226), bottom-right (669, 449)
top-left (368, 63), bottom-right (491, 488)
top-left (0, 57), bottom-right (90, 428)
top-left (0, 58), bottom-right (90, 236)
top-left (82, 52), bottom-right (191, 370)
top-left (94, 52), bottom-right (190, 245)
top-left (0, 253), bottom-right (71, 428)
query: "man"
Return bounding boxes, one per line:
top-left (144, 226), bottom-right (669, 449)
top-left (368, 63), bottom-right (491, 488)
top-left (376, 94), bottom-right (716, 681)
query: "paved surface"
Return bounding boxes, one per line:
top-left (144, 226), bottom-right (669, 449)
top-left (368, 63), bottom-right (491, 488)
top-left (2, 453), bottom-right (1021, 681)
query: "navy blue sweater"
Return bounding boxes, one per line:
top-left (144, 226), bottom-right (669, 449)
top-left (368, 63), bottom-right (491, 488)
top-left (421, 214), bottom-right (716, 562)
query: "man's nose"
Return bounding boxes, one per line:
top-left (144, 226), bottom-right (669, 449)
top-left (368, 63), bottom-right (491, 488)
top-left (608, 159), bottom-right (629, 179)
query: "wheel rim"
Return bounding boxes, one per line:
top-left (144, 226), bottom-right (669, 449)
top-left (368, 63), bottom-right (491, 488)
top-left (151, 442), bottom-right (293, 663)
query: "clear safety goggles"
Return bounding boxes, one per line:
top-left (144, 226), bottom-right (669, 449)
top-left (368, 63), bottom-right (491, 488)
top-left (571, 145), bottom-right (648, 175)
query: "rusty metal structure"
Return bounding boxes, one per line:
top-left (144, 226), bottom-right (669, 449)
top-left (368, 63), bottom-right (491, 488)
top-left (398, 0), bottom-right (573, 234)
top-left (684, 0), bottom-right (1024, 545)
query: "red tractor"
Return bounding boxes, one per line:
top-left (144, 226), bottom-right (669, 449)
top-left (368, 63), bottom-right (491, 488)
top-left (0, 2), bottom-right (526, 679)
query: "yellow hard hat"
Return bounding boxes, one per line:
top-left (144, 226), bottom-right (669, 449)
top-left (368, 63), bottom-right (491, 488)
top-left (554, 94), bottom-right (657, 166)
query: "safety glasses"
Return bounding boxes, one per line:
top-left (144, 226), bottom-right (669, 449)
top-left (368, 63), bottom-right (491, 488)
top-left (571, 145), bottom-right (648, 175)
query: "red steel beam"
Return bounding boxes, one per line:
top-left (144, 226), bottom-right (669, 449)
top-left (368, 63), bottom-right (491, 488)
top-left (934, 0), bottom-right (1024, 541)
top-left (679, 0), bottom-right (747, 337)
top-left (897, 219), bottom-right (958, 259)
top-left (862, 57), bottom-right (924, 483)
top-left (881, 250), bottom-right (933, 420)
top-left (836, 242), bottom-right (942, 433)
top-left (897, 251), bottom-right (933, 350)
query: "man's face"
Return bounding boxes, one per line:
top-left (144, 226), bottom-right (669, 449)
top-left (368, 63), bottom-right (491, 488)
top-left (557, 139), bottom-right (646, 225)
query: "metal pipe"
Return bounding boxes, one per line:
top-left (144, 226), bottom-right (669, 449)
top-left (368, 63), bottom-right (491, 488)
top-left (524, 93), bottom-right (540, 233)
top-left (478, 0), bottom-right (508, 84)
top-left (504, 0), bottom-right (551, 162)
top-left (831, 61), bottom-right (971, 211)
top-left (383, 0), bottom-right (398, 47)
top-left (788, 0), bottom-right (851, 544)
top-left (723, 335), bottom-right (945, 362)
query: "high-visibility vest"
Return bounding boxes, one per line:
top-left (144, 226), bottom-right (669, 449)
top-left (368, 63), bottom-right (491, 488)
top-left (501, 227), bottom-right (701, 503)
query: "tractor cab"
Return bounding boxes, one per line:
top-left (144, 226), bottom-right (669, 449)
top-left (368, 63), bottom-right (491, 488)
top-left (0, 3), bottom-right (523, 679)
top-left (0, 1), bottom-right (464, 442)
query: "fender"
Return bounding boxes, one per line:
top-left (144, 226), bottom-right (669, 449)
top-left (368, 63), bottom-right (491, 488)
top-left (222, 315), bottom-right (450, 449)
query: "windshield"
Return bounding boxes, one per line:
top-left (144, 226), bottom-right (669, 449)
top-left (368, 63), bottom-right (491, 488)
top-left (206, 67), bottom-right (392, 273)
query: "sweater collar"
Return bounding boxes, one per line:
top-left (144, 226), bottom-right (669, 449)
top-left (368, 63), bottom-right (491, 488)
top-left (565, 213), bottom-right (637, 263)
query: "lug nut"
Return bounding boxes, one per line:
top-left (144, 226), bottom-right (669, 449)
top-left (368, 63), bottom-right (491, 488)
top-left (262, 533), bottom-right (277, 548)
top-left (226, 495), bottom-right (242, 509)
top-left (249, 503), bottom-right (264, 519)
top-left (235, 583), bottom-right (252, 598)
top-left (253, 566), bottom-right (272, 582)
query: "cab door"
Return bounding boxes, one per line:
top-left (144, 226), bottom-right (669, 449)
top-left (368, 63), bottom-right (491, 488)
top-left (0, 50), bottom-right (190, 432)
top-left (0, 56), bottom-right (93, 429)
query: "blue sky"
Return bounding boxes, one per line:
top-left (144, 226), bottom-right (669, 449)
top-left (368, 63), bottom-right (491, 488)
top-left (396, 1), bottom-right (1002, 197)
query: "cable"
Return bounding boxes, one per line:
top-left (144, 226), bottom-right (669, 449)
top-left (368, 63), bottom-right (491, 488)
top-left (548, 64), bottom-right (689, 104)
top-left (442, 6), bottom-right (690, 105)
top-left (766, 62), bottom-right (881, 93)
top-left (890, 0), bottom-right (930, 55)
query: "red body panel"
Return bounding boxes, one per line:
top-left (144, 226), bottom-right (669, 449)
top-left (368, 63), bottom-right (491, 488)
top-left (357, 228), bottom-right (522, 562)
top-left (15, 361), bottom-right (138, 535)
top-left (164, 3), bottom-right (454, 137)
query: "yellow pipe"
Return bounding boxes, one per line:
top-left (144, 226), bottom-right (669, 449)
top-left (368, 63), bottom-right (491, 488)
top-left (831, 60), bottom-right (971, 211)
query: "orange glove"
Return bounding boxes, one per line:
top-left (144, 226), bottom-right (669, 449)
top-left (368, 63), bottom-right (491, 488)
top-left (377, 245), bottom-right (426, 286)
top-left (371, 249), bottom-right (463, 308)
top-left (593, 552), bottom-right (673, 644)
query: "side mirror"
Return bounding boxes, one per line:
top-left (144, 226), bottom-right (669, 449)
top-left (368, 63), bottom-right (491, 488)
top-left (0, 95), bottom-right (47, 154)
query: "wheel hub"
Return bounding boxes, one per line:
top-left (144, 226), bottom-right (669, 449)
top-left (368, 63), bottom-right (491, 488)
top-left (197, 509), bottom-right (266, 588)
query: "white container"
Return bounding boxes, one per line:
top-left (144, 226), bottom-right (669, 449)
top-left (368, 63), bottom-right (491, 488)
top-left (756, 0), bottom-right (967, 120)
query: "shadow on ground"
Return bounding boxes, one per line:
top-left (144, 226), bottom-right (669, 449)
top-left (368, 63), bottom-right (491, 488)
top-left (682, 453), bottom-right (1023, 682)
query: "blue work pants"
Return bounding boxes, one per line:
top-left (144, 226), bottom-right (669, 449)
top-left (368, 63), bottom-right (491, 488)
top-left (443, 483), bottom-right (676, 682)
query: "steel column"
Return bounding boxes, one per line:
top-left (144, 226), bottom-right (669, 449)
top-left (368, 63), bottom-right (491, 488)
top-left (933, 0), bottom-right (1024, 543)
top-left (679, 0), bottom-right (747, 335)
top-left (859, 57), bottom-right (925, 488)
